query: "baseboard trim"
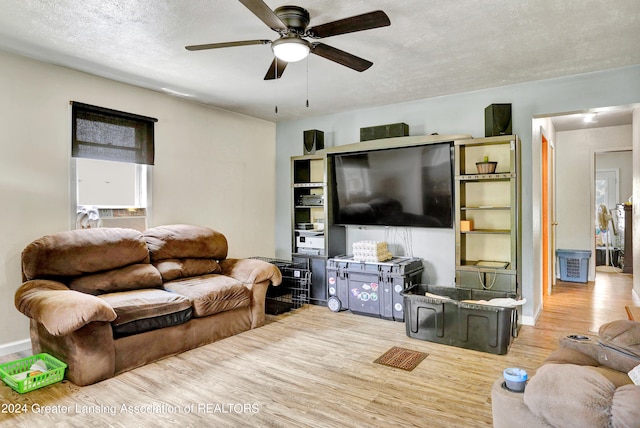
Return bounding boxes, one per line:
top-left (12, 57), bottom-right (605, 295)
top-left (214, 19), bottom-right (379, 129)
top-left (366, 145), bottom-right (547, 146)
top-left (0, 338), bottom-right (32, 357)
top-left (521, 315), bottom-right (536, 326)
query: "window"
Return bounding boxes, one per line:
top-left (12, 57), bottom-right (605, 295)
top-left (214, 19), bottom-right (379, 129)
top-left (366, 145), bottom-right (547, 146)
top-left (70, 102), bottom-right (157, 230)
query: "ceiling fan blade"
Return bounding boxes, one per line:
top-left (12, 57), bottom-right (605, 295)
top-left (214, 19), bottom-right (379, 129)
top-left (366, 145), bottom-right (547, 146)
top-left (238, 0), bottom-right (287, 32)
top-left (307, 10), bottom-right (390, 39)
top-left (186, 40), bottom-right (270, 51)
top-left (311, 43), bottom-right (373, 72)
top-left (264, 58), bottom-right (288, 80)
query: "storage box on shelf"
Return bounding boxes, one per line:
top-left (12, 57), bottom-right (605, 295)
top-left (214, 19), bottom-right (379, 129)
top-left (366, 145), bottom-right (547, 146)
top-left (326, 256), bottom-right (423, 322)
top-left (454, 135), bottom-right (521, 296)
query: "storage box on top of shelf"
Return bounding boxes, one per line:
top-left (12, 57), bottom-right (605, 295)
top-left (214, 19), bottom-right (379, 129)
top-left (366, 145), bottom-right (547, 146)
top-left (359, 123), bottom-right (409, 141)
top-left (557, 249), bottom-right (591, 283)
top-left (401, 284), bottom-right (516, 355)
top-left (326, 256), bottom-right (423, 322)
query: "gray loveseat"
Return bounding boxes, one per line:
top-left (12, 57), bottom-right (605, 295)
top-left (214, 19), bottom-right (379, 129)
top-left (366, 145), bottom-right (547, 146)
top-left (15, 224), bottom-right (282, 386)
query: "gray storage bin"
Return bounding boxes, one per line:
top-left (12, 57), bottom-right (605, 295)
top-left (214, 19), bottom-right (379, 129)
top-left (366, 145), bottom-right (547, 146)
top-left (402, 284), bottom-right (516, 354)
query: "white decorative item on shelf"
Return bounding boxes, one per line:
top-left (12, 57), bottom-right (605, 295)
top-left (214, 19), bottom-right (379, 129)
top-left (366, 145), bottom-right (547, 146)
top-left (352, 241), bottom-right (393, 262)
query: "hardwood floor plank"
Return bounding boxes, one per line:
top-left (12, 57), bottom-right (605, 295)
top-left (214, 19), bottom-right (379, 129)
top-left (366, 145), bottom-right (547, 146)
top-left (1, 271), bottom-right (636, 427)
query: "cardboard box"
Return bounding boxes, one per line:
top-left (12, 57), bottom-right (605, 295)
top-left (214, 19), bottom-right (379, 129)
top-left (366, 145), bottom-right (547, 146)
top-left (460, 220), bottom-right (473, 231)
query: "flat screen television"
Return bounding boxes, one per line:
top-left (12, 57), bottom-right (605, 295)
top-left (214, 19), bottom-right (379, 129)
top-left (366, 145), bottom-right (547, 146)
top-left (330, 142), bottom-right (454, 228)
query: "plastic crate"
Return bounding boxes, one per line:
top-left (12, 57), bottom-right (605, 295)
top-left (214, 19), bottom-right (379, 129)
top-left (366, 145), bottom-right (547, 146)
top-left (557, 249), bottom-right (591, 283)
top-left (326, 256), bottom-right (424, 322)
top-left (402, 284), bottom-right (516, 355)
top-left (0, 353), bottom-right (67, 393)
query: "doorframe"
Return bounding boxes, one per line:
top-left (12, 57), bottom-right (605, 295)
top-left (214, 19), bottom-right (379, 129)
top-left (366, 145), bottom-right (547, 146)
top-left (540, 131), bottom-right (557, 300)
top-left (541, 131), bottom-right (556, 299)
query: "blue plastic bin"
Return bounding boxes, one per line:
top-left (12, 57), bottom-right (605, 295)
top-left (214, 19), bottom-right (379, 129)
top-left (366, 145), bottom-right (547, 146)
top-left (557, 249), bottom-right (591, 283)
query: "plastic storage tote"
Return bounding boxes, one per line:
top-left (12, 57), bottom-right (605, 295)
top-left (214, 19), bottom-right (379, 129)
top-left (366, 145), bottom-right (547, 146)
top-left (557, 249), bottom-right (591, 283)
top-left (326, 256), bottom-right (424, 322)
top-left (402, 284), bottom-right (516, 355)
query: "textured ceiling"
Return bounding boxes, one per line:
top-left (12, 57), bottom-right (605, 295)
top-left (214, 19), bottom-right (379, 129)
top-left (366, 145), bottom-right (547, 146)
top-left (0, 0), bottom-right (638, 123)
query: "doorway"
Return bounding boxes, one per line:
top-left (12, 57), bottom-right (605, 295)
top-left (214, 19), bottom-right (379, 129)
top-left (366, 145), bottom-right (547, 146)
top-left (594, 151), bottom-right (632, 273)
top-left (538, 105), bottom-right (634, 289)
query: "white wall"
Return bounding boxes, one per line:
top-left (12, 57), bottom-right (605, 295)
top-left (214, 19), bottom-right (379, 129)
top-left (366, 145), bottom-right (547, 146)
top-left (596, 151), bottom-right (633, 204)
top-left (275, 65), bottom-right (640, 325)
top-left (555, 125), bottom-right (632, 280)
top-left (0, 51), bottom-right (276, 352)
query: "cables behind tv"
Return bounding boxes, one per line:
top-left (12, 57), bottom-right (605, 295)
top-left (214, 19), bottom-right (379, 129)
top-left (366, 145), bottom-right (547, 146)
top-left (385, 226), bottom-right (413, 257)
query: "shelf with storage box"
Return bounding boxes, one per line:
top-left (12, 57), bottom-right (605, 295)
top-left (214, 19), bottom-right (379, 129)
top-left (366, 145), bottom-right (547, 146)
top-left (291, 154), bottom-right (346, 305)
top-left (454, 135), bottom-right (520, 293)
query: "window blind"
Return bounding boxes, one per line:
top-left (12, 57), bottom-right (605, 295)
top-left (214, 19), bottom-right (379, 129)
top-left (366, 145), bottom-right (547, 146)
top-left (71, 101), bottom-right (158, 165)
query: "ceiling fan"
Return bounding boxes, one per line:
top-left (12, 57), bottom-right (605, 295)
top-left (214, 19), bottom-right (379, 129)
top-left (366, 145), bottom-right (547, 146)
top-left (185, 0), bottom-right (391, 80)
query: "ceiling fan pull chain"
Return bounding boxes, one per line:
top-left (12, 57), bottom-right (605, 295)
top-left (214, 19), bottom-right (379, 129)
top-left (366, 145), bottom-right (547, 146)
top-left (305, 56), bottom-right (310, 108)
top-left (275, 59), bottom-right (279, 114)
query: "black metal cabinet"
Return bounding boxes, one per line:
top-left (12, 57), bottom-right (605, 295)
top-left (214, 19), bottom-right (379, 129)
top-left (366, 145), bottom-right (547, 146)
top-left (291, 155), bottom-right (345, 305)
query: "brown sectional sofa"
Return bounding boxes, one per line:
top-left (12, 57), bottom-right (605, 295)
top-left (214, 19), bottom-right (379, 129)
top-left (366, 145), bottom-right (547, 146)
top-left (15, 224), bottom-right (282, 386)
top-left (492, 319), bottom-right (640, 427)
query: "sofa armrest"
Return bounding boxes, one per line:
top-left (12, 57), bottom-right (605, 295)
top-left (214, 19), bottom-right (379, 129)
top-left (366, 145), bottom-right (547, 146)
top-left (15, 279), bottom-right (117, 336)
top-left (219, 258), bottom-right (283, 286)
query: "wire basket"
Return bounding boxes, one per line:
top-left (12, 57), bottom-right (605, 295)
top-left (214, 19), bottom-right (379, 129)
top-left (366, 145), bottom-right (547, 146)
top-left (0, 353), bottom-right (67, 393)
top-left (476, 161), bottom-right (497, 174)
top-left (250, 257), bottom-right (311, 314)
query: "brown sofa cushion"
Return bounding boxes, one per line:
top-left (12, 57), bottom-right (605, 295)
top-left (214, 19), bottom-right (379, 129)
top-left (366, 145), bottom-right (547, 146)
top-left (69, 264), bottom-right (163, 295)
top-left (589, 366), bottom-right (633, 388)
top-left (22, 228), bottom-right (150, 280)
top-left (143, 224), bottom-right (228, 262)
top-left (154, 259), bottom-right (221, 282)
top-left (163, 275), bottom-right (251, 317)
top-left (599, 320), bottom-right (640, 358)
top-left (611, 385), bottom-right (640, 427)
top-left (15, 279), bottom-right (117, 336)
top-left (524, 363), bottom-right (615, 428)
top-left (99, 289), bottom-right (192, 337)
top-left (543, 347), bottom-right (599, 366)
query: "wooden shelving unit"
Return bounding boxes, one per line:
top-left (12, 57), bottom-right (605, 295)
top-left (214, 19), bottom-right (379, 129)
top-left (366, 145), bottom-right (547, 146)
top-left (454, 135), bottom-right (521, 293)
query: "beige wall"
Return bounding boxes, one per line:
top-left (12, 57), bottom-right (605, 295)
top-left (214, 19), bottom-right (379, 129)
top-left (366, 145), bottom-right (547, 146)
top-left (0, 51), bottom-right (276, 352)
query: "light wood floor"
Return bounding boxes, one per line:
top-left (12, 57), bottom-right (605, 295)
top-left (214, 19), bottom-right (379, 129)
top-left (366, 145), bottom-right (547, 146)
top-left (1, 271), bottom-right (637, 427)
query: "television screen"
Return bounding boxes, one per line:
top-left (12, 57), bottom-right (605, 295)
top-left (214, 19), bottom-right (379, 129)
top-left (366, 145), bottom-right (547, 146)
top-left (331, 142), bottom-right (454, 228)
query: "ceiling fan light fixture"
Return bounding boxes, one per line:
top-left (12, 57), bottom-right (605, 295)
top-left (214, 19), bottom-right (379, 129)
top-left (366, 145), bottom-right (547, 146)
top-left (272, 37), bottom-right (310, 63)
